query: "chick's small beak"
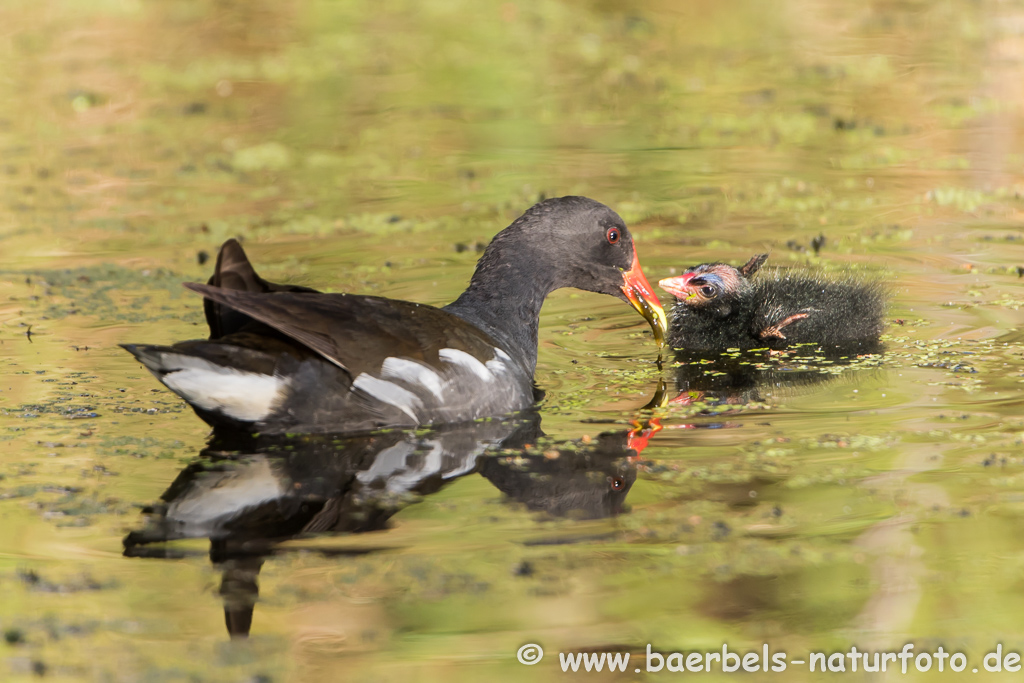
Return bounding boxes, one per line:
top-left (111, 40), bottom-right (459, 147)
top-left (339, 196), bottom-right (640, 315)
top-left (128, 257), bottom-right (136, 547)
top-left (657, 273), bottom-right (695, 299)
top-left (621, 250), bottom-right (668, 346)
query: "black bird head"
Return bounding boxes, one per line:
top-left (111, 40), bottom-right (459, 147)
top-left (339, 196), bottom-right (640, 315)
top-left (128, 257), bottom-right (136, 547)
top-left (466, 196), bottom-right (667, 345)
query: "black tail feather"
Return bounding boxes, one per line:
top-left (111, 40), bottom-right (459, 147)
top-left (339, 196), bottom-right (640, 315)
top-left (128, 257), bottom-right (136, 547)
top-left (202, 239), bottom-right (320, 339)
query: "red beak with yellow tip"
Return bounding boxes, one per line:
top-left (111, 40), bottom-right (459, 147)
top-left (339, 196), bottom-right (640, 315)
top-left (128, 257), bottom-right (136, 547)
top-left (621, 250), bottom-right (668, 347)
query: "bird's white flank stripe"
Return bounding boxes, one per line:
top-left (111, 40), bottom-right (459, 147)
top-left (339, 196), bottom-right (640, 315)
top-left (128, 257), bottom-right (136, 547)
top-left (438, 348), bottom-right (493, 382)
top-left (486, 347), bottom-right (514, 376)
top-left (486, 358), bottom-right (508, 375)
top-left (380, 357), bottom-right (446, 399)
top-left (352, 374), bottom-right (424, 421)
top-left (157, 354), bottom-right (287, 422)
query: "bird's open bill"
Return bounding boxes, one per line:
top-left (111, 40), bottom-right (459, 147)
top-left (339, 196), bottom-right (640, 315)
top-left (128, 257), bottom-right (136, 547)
top-left (621, 251), bottom-right (668, 346)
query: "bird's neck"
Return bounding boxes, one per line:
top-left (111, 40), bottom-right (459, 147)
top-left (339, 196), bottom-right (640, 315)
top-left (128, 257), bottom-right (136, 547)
top-left (443, 252), bottom-right (558, 376)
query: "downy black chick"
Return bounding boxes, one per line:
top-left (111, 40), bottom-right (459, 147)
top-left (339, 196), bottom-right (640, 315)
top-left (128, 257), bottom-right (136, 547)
top-left (658, 253), bottom-right (886, 353)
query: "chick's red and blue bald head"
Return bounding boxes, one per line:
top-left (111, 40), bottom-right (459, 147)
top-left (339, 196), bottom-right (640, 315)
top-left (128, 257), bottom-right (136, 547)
top-left (659, 263), bottom-right (748, 305)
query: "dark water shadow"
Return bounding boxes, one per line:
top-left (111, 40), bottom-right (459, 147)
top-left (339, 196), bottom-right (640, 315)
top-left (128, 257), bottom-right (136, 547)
top-left (123, 410), bottom-right (652, 638)
top-left (668, 343), bottom-right (887, 412)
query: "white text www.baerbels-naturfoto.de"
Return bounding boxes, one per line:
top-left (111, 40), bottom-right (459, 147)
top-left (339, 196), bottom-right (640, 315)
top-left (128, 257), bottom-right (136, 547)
top-left (555, 644), bottom-right (1024, 674)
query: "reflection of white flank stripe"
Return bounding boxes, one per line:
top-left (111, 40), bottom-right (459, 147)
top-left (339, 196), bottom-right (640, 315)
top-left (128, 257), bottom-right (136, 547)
top-left (494, 347), bottom-right (512, 362)
top-left (380, 357), bottom-right (445, 399)
top-left (356, 441), bottom-right (418, 487)
top-left (442, 441), bottom-right (491, 480)
top-left (439, 348), bottom-right (492, 382)
top-left (352, 373), bottom-right (423, 420)
top-left (158, 354), bottom-right (286, 422)
top-left (357, 441), bottom-right (445, 494)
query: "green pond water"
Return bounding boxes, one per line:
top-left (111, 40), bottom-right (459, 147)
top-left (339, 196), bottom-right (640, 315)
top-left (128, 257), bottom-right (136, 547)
top-left (3, 0), bottom-right (1024, 680)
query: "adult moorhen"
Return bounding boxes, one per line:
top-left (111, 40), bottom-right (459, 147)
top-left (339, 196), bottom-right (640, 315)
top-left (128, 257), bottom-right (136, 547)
top-left (658, 253), bottom-right (886, 352)
top-left (123, 196), bottom-right (668, 433)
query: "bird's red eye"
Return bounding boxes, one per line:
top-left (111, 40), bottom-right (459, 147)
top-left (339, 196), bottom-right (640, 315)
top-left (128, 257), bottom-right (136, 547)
top-left (606, 227), bottom-right (620, 244)
top-left (608, 476), bottom-right (625, 491)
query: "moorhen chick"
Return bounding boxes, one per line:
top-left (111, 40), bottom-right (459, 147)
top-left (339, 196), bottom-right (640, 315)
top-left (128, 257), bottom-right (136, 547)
top-left (658, 253), bottom-right (886, 352)
top-left (123, 196), bottom-right (668, 433)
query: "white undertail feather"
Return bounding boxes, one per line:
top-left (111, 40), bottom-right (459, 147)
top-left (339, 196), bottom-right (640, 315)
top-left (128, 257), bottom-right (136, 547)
top-left (147, 353), bottom-right (288, 422)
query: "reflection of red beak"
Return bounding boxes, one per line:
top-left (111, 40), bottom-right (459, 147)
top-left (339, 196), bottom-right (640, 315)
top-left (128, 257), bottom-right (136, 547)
top-left (627, 418), bottom-right (663, 455)
top-left (621, 250), bottom-right (668, 346)
top-left (658, 272), bottom-right (696, 299)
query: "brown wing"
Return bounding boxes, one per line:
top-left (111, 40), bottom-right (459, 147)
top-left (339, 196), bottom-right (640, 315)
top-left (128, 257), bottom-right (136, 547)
top-left (185, 282), bottom-right (504, 378)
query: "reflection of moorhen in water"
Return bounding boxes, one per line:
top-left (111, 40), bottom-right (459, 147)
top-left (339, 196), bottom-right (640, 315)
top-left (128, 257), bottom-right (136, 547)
top-left (124, 417), bottom-right (537, 549)
top-left (124, 411), bottom-right (652, 638)
top-left (658, 253), bottom-right (886, 353)
top-left (479, 431), bottom-right (639, 519)
top-left (121, 197), bottom-right (667, 433)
